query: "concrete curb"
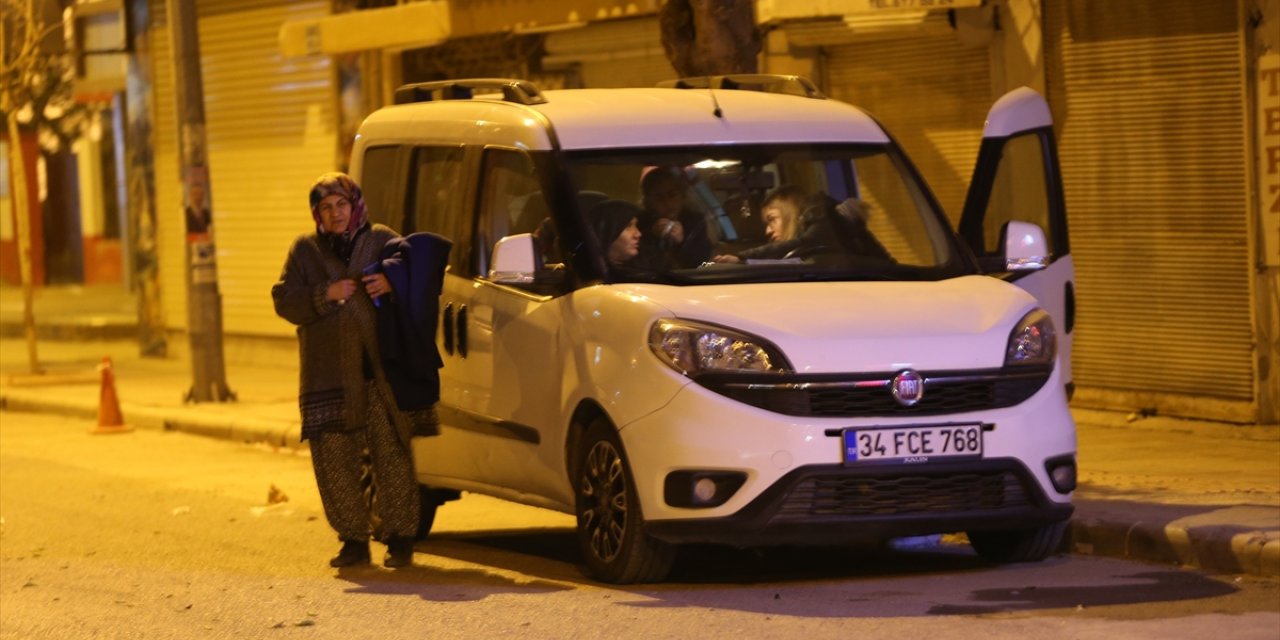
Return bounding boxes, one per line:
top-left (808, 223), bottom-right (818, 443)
top-left (1070, 500), bottom-right (1279, 577)
top-left (0, 388), bottom-right (304, 450)
top-left (0, 319), bottom-right (137, 342)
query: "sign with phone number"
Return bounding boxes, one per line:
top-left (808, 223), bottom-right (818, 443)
top-left (867, 0), bottom-right (971, 8)
top-left (843, 424), bottom-right (984, 464)
top-left (758, 0), bottom-right (983, 21)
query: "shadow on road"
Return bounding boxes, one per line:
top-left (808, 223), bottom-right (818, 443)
top-left (401, 527), bottom-right (1241, 618)
top-left (925, 570), bottom-right (1237, 615)
top-left (336, 555), bottom-right (572, 603)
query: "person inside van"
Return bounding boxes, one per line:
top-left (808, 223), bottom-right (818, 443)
top-left (591, 199), bottom-right (646, 267)
top-left (638, 167), bottom-right (712, 268)
top-left (711, 186), bottom-right (890, 264)
top-left (711, 185), bottom-right (820, 263)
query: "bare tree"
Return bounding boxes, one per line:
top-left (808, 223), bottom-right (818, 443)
top-left (1, 0), bottom-right (92, 373)
top-left (658, 0), bottom-right (760, 77)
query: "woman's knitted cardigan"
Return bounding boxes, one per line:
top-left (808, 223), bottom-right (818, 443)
top-left (271, 223), bottom-right (412, 444)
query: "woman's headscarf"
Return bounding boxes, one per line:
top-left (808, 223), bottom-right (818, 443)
top-left (308, 172), bottom-right (368, 241)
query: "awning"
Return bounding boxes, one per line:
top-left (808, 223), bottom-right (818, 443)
top-left (759, 0), bottom-right (993, 48)
top-left (278, 1), bottom-right (451, 57)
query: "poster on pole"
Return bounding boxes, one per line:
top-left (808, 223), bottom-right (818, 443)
top-left (184, 165), bottom-right (212, 243)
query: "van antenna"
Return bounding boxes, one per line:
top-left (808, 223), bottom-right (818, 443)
top-left (710, 87), bottom-right (723, 119)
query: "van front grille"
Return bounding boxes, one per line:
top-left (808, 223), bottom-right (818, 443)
top-left (702, 368), bottom-right (1051, 418)
top-left (773, 471), bottom-right (1029, 520)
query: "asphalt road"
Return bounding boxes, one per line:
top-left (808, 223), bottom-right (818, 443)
top-left (2, 411), bottom-right (1277, 640)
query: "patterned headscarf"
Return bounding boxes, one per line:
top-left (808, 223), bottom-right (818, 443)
top-left (308, 172), bottom-right (368, 241)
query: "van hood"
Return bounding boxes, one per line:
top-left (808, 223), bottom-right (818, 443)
top-left (625, 276), bottom-right (1039, 373)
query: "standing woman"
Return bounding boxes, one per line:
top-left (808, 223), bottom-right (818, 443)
top-left (271, 172), bottom-right (420, 568)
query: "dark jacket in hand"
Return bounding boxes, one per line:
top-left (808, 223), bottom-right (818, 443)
top-left (373, 232), bottom-right (452, 429)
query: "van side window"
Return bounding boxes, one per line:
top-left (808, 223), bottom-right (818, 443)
top-left (361, 146), bottom-right (403, 230)
top-left (408, 145), bottom-right (465, 233)
top-left (408, 145), bottom-right (468, 271)
top-left (474, 148), bottom-right (542, 278)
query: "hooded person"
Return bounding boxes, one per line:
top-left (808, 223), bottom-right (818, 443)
top-left (271, 171), bottom-right (421, 570)
top-left (590, 199), bottom-right (644, 268)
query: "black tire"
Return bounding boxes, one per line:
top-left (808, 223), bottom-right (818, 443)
top-left (415, 486), bottom-right (440, 540)
top-left (968, 520), bottom-right (1068, 563)
top-left (574, 418), bottom-right (675, 584)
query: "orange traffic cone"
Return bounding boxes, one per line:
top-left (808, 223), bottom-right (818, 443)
top-left (92, 356), bottom-right (132, 435)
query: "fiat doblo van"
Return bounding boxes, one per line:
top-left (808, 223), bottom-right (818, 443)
top-left (351, 75), bottom-right (1077, 583)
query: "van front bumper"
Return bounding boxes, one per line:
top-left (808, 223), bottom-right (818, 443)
top-left (643, 458), bottom-right (1073, 547)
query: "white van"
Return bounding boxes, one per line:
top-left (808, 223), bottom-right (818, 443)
top-left (351, 76), bottom-right (1077, 584)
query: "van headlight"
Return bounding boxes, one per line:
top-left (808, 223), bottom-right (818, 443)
top-left (1005, 309), bottom-right (1057, 367)
top-left (649, 319), bottom-right (791, 375)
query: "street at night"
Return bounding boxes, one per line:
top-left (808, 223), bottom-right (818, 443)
top-left (2, 410), bottom-right (1277, 639)
top-left (3, 0), bottom-right (1279, 638)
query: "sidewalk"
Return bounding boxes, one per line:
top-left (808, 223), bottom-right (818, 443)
top-left (1, 288), bottom-right (1277, 577)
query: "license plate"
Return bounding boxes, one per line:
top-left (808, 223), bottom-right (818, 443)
top-left (843, 424), bottom-right (983, 464)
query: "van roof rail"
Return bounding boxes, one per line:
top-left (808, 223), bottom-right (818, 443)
top-left (393, 78), bottom-right (547, 106)
top-left (658, 74), bottom-right (826, 99)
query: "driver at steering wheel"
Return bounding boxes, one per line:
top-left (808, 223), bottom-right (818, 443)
top-left (711, 185), bottom-right (830, 263)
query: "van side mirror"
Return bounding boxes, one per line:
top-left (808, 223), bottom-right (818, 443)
top-left (489, 233), bottom-right (538, 283)
top-left (1002, 220), bottom-right (1049, 271)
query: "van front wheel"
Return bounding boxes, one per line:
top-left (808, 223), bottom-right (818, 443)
top-left (968, 521), bottom-right (1068, 563)
top-left (575, 420), bottom-right (674, 584)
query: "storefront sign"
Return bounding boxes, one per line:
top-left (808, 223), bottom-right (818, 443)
top-left (757, 0), bottom-right (982, 23)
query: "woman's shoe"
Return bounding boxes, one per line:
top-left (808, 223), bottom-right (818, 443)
top-left (383, 537), bottom-right (415, 568)
top-left (329, 540), bottom-right (371, 567)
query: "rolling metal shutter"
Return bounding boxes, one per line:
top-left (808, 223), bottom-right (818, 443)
top-left (543, 17), bottom-right (676, 88)
top-left (824, 33), bottom-right (992, 226)
top-left (151, 0), bottom-right (334, 337)
top-left (1043, 0), bottom-right (1253, 415)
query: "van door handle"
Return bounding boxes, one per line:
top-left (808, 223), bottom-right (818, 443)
top-left (442, 303), bottom-right (454, 355)
top-left (456, 304), bottom-right (468, 358)
top-left (1064, 281), bottom-right (1076, 334)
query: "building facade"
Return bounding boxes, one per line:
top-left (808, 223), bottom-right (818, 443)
top-left (94, 0), bottom-right (1278, 423)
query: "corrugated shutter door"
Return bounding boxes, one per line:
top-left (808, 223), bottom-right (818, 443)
top-left (151, 0), bottom-right (334, 337)
top-left (824, 35), bottom-right (991, 225)
top-left (1043, 0), bottom-right (1253, 406)
top-left (545, 17), bottom-right (676, 88)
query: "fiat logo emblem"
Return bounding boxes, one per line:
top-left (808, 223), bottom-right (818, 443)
top-left (891, 370), bottom-right (925, 406)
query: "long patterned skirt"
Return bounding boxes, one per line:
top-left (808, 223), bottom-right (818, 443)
top-left (309, 382), bottom-right (420, 541)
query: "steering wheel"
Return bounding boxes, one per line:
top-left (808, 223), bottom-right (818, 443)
top-left (783, 244), bottom-right (833, 260)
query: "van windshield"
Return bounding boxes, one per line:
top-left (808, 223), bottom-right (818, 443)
top-left (563, 145), bottom-right (973, 284)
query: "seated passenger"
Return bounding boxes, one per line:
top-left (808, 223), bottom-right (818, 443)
top-left (638, 167), bottom-right (712, 268)
top-left (711, 185), bottom-right (823, 263)
top-left (591, 199), bottom-right (645, 267)
top-left (712, 186), bottom-right (889, 264)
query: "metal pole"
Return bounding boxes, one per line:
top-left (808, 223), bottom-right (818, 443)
top-left (125, 0), bottom-right (167, 358)
top-left (165, 0), bottom-right (232, 402)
